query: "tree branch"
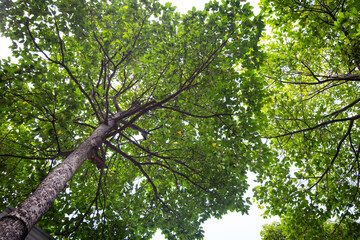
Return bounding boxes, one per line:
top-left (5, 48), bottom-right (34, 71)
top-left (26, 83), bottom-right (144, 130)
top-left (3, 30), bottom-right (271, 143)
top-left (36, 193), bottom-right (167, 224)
top-left (305, 119), bottom-right (354, 192)
top-left (104, 141), bottom-right (174, 212)
top-left (269, 114), bottom-right (360, 139)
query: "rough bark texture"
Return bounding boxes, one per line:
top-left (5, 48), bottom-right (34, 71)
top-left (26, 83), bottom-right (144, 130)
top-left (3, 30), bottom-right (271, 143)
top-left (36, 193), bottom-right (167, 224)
top-left (0, 120), bottom-right (115, 240)
top-left (0, 216), bottom-right (27, 240)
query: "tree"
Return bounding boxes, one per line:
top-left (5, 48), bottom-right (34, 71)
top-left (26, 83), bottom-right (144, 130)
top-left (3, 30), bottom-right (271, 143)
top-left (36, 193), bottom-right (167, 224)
top-left (261, 219), bottom-right (360, 240)
top-left (255, 0), bottom-right (360, 236)
top-left (0, 0), bottom-right (267, 239)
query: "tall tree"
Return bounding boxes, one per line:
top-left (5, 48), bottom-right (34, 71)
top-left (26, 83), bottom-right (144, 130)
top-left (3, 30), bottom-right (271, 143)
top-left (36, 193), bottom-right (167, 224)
top-left (0, 0), bottom-right (267, 239)
top-left (255, 0), bottom-right (360, 236)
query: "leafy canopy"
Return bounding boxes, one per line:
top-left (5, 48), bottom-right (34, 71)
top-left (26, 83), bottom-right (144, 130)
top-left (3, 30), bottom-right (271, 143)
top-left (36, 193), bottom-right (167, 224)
top-left (255, 0), bottom-right (360, 236)
top-left (0, 0), bottom-right (267, 239)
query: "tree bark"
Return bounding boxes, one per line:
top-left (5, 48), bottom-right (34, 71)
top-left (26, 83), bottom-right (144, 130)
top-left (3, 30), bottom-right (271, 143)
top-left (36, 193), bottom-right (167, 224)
top-left (0, 121), bottom-right (115, 240)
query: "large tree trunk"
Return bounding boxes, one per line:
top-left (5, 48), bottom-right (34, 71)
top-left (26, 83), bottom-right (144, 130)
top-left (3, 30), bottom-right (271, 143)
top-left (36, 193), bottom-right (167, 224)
top-left (0, 121), bottom-right (115, 240)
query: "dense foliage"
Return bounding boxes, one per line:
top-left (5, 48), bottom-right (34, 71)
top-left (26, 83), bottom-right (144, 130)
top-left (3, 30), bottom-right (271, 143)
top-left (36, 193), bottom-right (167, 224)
top-left (261, 219), bottom-right (360, 240)
top-left (0, 0), bottom-right (267, 239)
top-left (255, 0), bottom-right (360, 237)
top-left (3, 0), bottom-right (359, 238)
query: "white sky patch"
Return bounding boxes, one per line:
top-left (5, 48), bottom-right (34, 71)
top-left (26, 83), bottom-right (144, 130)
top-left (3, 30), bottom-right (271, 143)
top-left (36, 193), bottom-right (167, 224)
top-left (0, 37), bottom-right (14, 61)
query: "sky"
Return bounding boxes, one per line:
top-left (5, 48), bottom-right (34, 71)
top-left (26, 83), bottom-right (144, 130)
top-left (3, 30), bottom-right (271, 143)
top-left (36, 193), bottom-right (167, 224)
top-left (0, 0), bottom-right (278, 239)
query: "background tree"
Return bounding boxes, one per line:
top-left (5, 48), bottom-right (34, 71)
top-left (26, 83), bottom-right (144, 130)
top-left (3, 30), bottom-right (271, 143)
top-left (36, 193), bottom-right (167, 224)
top-left (260, 222), bottom-right (286, 240)
top-left (255, 0), bottom-right (360, 236)
top-left (261, 219), bottom-right (360, 240)
top-left (0, 0), bottom-right (267, 239)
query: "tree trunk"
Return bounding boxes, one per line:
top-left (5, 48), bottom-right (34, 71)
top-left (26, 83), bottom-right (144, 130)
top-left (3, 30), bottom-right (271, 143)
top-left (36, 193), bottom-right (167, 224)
top-left (0, 121), bottom-right (115, 240)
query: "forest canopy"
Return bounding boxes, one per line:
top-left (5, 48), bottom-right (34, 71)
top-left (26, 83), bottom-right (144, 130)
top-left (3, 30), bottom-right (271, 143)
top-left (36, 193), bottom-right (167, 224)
top-left (1, 0), bottom-right (360, 239)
